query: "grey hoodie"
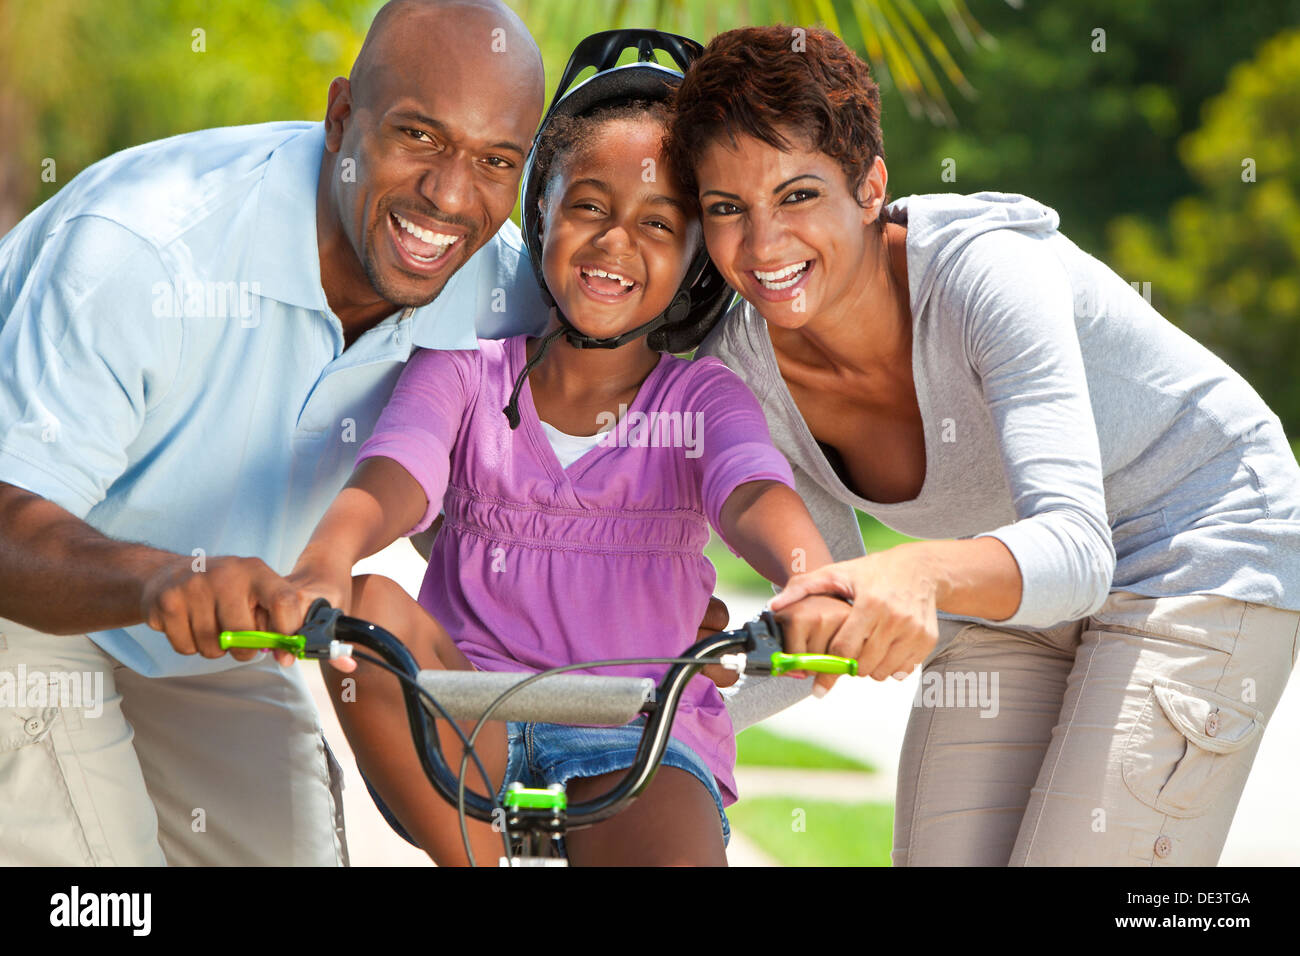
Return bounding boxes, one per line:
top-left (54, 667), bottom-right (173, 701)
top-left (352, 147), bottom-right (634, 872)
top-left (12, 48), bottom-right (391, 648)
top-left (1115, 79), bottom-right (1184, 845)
top-left (700, 192), bottom-right (1300, 728)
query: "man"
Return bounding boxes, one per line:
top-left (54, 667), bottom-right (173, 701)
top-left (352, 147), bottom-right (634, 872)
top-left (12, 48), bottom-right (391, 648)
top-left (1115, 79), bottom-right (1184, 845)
top-left (0, 0), bottom-right (548, 865)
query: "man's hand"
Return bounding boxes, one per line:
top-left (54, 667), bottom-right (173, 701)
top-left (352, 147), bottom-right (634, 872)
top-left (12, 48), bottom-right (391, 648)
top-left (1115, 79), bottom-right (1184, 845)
top-left (139, 555), bottom-right (314, 663)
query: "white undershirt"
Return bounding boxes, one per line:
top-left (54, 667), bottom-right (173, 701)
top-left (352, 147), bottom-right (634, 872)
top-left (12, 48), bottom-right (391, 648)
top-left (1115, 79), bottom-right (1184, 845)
top-left (539, 420), bottom-right (610, 469)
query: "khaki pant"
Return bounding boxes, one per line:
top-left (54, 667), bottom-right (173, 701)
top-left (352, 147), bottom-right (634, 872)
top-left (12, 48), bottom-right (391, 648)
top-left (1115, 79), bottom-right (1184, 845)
top-left (0, 619), bottom-right (348, 866)
top-left (894, 591), bottom-right (1300, 866)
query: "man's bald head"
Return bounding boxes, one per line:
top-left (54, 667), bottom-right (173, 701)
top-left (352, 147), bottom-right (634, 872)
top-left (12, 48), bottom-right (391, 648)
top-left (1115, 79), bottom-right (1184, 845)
top-left (317, 0), bottom-right (545, 317)
top-left (349, 0), bottom-right (543, 111)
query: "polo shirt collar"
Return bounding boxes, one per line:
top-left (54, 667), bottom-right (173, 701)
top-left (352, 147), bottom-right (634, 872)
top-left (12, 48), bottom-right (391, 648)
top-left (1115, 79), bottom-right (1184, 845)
top-left (250, 123), bottom-right (331, 312)
top-left (250, 121), bottom-right (484, 352)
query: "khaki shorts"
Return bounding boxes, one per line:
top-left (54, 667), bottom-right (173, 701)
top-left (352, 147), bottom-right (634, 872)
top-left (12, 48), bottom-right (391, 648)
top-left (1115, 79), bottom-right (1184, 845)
top-left (0, 619), bottom-right (348, 866)
top-left (894, 591), bottom-right (1300, 866)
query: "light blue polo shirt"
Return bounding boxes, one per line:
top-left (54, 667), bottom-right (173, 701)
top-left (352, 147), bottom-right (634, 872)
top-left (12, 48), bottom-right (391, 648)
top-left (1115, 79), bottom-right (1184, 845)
top-left (0, 121), bottom-right (549, 677)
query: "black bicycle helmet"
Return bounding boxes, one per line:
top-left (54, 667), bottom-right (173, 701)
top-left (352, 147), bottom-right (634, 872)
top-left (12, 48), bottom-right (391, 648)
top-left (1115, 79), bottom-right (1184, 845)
top-left (503, 29), bottom-right (734, 429)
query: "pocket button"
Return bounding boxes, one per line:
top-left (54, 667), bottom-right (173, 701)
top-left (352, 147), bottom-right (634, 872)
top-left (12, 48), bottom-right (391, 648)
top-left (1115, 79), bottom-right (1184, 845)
top-left (1154, 835), bottom-right (1173, 859)
top-left (23, 717), bottom-right (43, 736)
top-left (1205, 710), bottom-right (1220, 737)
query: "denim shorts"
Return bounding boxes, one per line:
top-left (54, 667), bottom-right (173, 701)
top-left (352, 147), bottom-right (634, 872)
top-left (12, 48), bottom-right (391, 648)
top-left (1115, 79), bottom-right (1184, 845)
top-left (364, 716), bottom-right (730, 848)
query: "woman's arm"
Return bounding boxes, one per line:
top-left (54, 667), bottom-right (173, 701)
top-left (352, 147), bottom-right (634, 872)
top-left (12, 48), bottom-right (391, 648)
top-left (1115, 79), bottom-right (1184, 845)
top-left (774, 230), bottom-right (1114, 678)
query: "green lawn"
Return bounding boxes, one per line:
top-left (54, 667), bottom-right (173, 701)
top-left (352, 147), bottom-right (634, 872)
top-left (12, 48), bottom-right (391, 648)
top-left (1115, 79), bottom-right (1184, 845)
top-left (728, 798), bottom-right (894, 867)
top-left (707, 511), bottom-right (916, 596)
top-left (736, 725), bottom-right (876, 773)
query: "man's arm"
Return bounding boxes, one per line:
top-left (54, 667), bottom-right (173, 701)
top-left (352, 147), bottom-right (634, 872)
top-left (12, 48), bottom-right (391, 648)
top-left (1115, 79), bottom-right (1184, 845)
top-left (0, 482), bottom-right (306, 658)
top-left (0, 482), bottom-right (178, 634)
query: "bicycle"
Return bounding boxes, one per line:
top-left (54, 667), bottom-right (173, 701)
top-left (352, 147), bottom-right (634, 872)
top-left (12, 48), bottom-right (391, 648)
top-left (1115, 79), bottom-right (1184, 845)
top-left (220, 599), bottom-right (858, 866)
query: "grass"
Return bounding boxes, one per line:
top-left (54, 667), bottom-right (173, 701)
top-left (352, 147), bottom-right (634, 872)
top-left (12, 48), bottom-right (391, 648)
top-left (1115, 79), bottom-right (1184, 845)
top-left (728, 798), bottom-right (894, 867)
top-left (735, 725), bottom-right (876, 773)
top-left (706, 511), bottom-right (917, 596)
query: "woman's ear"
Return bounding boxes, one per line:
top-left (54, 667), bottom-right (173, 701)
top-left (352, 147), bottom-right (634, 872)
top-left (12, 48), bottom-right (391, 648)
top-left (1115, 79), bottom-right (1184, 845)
top-left (857, 155), bottom-right (889, 226)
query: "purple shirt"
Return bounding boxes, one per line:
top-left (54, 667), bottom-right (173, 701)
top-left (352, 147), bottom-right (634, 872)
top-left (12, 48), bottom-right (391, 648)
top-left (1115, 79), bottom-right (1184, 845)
top-left (357, 334), bottom-right (796, 803)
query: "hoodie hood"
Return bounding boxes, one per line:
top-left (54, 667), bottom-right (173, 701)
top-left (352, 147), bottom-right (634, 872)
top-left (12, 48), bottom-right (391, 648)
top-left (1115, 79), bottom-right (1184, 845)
top-left (886, 191), bottom-right (1060, 316)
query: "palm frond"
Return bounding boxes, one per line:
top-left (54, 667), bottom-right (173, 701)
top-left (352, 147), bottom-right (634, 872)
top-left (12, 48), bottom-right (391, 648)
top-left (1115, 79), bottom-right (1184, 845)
top-left (508, 0), bottom-right (990, 126)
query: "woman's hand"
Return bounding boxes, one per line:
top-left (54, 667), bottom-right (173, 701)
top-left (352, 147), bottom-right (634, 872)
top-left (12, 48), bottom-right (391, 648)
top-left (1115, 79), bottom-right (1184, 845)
top-left (769, 546), bottom-right (941, 691)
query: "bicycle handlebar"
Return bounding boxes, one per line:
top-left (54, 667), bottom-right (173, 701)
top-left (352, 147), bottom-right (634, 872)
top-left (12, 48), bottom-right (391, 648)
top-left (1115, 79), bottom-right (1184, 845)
top-left (414, 671), bottom-right (655, 724)
top-left (220, 599), bottom-right (859, 832)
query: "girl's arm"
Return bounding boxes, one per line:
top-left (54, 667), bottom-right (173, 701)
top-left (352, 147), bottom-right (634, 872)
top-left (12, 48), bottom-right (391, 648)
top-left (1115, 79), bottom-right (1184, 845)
top-left (718, 479), bottom-right (834, 586)
top-left (717, 478), bottom-right (857, 695)
top-left (289, 457), bottom-right (430, 609)
top-left (287, 346), bottom-right (477, 612)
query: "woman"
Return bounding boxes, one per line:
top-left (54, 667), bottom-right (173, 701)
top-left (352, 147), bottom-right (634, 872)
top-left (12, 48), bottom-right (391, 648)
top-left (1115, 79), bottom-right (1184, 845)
top-left (668, 25), bottom-right (1300, 865)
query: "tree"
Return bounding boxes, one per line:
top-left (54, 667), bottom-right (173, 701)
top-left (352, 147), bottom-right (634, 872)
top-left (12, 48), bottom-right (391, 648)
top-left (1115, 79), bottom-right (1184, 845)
top-left (1108, 29), bottom-right (1300, 436)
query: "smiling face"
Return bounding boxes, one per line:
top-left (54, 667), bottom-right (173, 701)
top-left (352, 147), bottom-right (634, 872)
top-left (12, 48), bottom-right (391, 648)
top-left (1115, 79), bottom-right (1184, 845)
top-left (324, 3), bottom-right (544, 309)
top-left (694, 130), bottom-right (887, 330)
top-left (538, 116), bottom-right (700, 341)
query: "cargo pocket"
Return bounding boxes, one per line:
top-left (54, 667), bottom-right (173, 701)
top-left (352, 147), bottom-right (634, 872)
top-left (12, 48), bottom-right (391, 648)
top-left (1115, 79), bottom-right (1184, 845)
top-left (1121, 677), bottom-right (1263, 819)
top-left (0, 706), bottom-right (97, 865)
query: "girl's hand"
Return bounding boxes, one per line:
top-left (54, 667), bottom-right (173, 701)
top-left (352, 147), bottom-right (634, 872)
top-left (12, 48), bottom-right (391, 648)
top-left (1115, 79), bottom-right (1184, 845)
top-left (284, 557), bottom-right (354, 617)
top-left (769, 547), bottom-right (940, 691)
top-left (694, 595), bottom-right (739, 689)
top-left (280, 556), bottom-right (357, 672)
top-left (768, 593), bottom-right (856, 696)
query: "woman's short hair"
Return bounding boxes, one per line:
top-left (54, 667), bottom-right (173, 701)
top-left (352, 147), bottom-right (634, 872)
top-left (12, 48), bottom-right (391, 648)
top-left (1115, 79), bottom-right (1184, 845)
top-left (666, 25), bottom-right (887, 215)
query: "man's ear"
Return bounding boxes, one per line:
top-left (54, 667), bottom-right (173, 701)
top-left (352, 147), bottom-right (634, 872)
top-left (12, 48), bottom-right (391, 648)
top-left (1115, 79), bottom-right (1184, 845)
top-left (324, 77), bottom-right (352, 153)
top-left (857, 155), bottom-right (889, 226)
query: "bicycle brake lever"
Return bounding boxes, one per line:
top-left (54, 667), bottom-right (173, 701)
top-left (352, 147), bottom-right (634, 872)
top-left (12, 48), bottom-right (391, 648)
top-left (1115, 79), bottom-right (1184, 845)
top-left (742, 610), bottom-right (859, 678)
top-left (218, 597), bottom-right (347, 660)
top-left (297, 598), bottom-right (343, 658)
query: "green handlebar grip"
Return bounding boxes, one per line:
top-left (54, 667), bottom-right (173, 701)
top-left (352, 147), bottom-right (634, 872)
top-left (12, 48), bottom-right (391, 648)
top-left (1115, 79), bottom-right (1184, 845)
top-left (503, 784), bottom-right (567, 811)
top-left (770, 652), bottom-right (859, 677)
top-left (219, 630), bottom-right (306, 657)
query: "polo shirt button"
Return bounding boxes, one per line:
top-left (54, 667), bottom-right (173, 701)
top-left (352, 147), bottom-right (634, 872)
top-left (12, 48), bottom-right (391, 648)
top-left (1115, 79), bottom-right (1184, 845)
top-left (1205, 710), bottom-right (1220, 737)
top-left (1153, 835), bottom-right (1172, 859)
top-left (24, 717), bottom-right (43, 736)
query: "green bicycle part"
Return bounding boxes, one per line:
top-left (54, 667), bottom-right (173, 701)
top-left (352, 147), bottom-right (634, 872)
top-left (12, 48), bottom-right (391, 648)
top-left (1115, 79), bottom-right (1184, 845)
top-left (769, 652), bottom-right (859, 677)
top-left (503, 784), bottom-right (567, 811)
top-left (219, 629), bottom-right (306, 657)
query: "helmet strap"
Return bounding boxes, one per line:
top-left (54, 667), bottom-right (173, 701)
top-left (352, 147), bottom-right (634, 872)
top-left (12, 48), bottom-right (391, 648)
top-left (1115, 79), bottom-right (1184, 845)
top-left (501, 290), bottom-right (691, 428)
top-left (502, 322), bottom-right (568, 430)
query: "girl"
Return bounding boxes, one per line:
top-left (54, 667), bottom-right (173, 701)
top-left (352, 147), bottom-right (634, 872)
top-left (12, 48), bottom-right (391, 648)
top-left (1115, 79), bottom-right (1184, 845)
top-left (287, 87), bottom-right (850, 866)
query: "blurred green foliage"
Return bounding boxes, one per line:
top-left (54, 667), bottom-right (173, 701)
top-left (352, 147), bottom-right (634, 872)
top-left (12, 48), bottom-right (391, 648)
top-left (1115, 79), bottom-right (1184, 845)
top-left (0, 0), bottom-right (374, 226)
top-left (1110, 29), bottom-right (1300, 435)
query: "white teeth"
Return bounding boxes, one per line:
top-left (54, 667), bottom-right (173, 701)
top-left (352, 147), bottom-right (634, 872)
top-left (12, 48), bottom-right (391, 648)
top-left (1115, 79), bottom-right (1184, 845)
top-left (754, 261), bottom-right (809, 289)
top-left (581, 266), bottom-right (634, 287)
top-left (394, 212), bottom-right (458, 249)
